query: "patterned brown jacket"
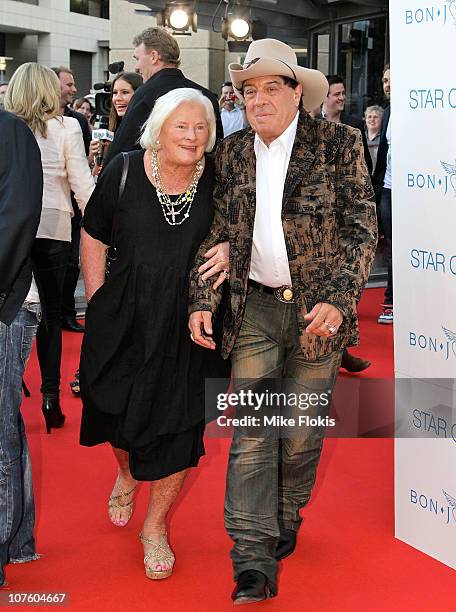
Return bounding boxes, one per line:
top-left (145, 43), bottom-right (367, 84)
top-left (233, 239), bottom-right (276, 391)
top-left (189, 111), bottom-right (378, 360)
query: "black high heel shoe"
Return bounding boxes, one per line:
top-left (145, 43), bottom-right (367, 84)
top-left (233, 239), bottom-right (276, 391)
top-left (41, 397), bottom-right (66, 434)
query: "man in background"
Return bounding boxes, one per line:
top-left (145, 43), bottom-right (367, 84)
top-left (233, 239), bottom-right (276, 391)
top-left (322, 75), bottom-right (372, 175)
top-left (372, 65), bottom-right (392, 324)
top-left (0, 110), bottom-right (43, 586)
top-left (322, 74), bottom-right (373, 371)
top-left (104, 27), bottom-right (223, 165)
top-left (219, 81), bottom-right (248, 137)
top-left (52, 66), bottom-right (91, 333)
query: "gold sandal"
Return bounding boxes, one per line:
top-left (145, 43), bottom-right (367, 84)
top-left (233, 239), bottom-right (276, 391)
top-left (108, 477), bottom-right (137, 527)
top-left (139, 532), bottom-right (175, 580)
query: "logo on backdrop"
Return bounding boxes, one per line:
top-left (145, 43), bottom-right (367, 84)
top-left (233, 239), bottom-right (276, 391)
top-left (406, 160), bottom-right (456, 195)
top-left (441, 160), bottom-right (456, 195)
top-left (408, 89), bottom-right (456, 110)
top-left (408, 326), bottom-right (456, 360)
top-left (412, 408), bottom-right (456, 444)
top-left (404, 2), bottom-right (456, 25)
top-left (410, 248), bottom-right (456, 275)
top-left (410, 489), bottom-right (456, 525)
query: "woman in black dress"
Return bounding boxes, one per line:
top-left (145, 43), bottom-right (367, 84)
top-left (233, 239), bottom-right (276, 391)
top-left (79, 88), bottom-right (229, 580)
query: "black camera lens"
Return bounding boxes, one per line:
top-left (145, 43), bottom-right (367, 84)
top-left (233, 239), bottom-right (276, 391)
top-left (95, 92), bottom-right (111, 117)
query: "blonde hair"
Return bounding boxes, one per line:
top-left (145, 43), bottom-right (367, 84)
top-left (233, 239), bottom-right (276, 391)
top-left (4, 62), bottom-right (60, 138)
top-left (140, 88), bottom-right (216, 153)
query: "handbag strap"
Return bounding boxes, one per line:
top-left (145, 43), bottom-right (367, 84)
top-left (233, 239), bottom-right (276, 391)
top-left (109, 152), bottom-right (129, 250)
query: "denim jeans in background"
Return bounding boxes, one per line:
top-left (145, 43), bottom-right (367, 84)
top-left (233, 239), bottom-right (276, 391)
top-left (0, 303), bottom-right (40, 586)
top-left (225, 285), bottom-right (342, 592)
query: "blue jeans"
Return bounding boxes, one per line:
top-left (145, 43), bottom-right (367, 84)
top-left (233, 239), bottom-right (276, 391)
top-left (225, 285), bottom-right (342, 592)
top-left (0, 303), bottom-right (40, 586)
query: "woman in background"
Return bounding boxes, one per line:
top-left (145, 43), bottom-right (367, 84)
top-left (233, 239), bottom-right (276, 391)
top-left (5, 63), bottom-right (95, 432)
top-left (364, 105), bottom-right (383, 175)
top-left (90, 72), bottom-right (143, 177)
top-left (73, 97), bottom-right (93, 124)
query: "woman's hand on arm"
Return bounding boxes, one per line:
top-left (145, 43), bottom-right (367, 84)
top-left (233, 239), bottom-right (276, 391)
top-left (198, 241), bottom-right (229, 290)
top-left (80, 229), bottom-right (107, 303)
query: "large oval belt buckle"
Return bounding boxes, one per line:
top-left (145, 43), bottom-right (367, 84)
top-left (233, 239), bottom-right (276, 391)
top-left (274, 286), bottom-right (294, 303)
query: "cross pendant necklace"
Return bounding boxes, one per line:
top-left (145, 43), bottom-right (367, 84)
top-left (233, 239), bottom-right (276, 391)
top-left (166, 206), bottom-right (177, 223)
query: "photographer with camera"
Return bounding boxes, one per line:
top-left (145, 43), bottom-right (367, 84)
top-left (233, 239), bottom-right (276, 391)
top-left (219, 81), bottom-right (248, 137)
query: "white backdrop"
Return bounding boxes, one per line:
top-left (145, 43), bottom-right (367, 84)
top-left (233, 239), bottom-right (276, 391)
top-left (391, 0), bottom-right (456, 568)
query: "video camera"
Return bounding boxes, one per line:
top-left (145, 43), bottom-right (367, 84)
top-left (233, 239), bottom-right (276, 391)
top-left (91, 61), bottom-right (125, 166)
top-left (93, 60), bottom-right (125, 118)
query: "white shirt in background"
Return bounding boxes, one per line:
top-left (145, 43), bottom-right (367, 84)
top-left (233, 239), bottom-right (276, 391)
top-left (249, 112), bottom-right (299, 288)
top-left (24, 276), bottom-right (40, 304)
top-left (383, 118), bottom-right (392, 189)
top-left (221, 106), bottom-right (248, 137)
top-left (35, 116), bottom-right (95, 242)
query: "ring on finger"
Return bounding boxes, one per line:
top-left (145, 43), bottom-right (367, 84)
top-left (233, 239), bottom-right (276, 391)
top-left (324, 321), bottom-right (337, 335)
top-left (222, 270), bottom-right (230, 279)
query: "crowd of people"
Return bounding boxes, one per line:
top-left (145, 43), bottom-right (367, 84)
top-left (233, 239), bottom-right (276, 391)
top-left (0, 26), bottom-right (390, 603)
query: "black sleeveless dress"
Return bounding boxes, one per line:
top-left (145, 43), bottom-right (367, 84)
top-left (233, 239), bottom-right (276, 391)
top-left (79, 150), bottom-right (229, 481)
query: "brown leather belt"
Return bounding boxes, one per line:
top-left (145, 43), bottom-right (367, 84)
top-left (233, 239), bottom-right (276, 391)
top-left (248, 279), bottom-right (295, 303)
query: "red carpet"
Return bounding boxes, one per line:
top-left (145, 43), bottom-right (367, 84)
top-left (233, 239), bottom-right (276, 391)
top-left (4, 288), bottom-right (455, 610)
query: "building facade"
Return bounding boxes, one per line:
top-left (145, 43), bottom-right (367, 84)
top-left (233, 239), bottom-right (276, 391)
top-left (0, 0), bottom-right (110, 93)
top-left (114, 1), bottom-right (389, 108)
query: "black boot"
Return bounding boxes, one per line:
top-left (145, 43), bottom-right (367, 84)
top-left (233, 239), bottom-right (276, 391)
top-left (340, 349), bottom-right (371, 373)
top-left (275, 528), bottom-right (297, 560)
top-left (41, 396), bottom-right (65, 434)
top-left (232, 570), bottom-right (275, 605)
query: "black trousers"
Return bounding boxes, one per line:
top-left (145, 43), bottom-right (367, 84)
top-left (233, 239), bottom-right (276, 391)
top-left (380, 187), bottom-right (393, 305)
top-left (62, 204), bottom-right (82, 319)
top-left (32, 238), bottom-right (71, 396)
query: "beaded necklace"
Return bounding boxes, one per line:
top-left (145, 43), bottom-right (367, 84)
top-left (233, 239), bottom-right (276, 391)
top-left (150, 149), bottom-right (204, 226)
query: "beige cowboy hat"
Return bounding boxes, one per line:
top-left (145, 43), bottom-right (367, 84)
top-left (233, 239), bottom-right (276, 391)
top-left (228, 39), bottom-right (328, 112)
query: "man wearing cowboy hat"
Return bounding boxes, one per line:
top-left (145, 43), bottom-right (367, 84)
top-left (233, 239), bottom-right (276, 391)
top-left (189, 39), bottom-right (377, 604)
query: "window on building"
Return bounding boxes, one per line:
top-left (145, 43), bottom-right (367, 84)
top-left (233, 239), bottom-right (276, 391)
top-left (70, 0), bottom-right (109, 19)
top-left (315, 33), bottom-right (330, 75)
top-left (337, 17), bottom-right (388, 116)
top-left (70, 50), bottom-right (93, 96)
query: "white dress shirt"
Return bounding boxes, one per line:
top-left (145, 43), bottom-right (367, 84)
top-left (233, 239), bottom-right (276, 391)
top-left (249, 112), bottom-right (299, 287)
top-left (383, 118), bottom-right (392, 189)
top-left (221, 106), bottom-right (248, 137)
top-left (35, 116), bottom-right (95, 242)
top-left (24, 276), bottom-right (40, 304)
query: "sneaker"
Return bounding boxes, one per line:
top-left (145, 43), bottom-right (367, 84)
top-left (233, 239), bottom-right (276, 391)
top-left (378, 308), bottom-right (393, 324)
